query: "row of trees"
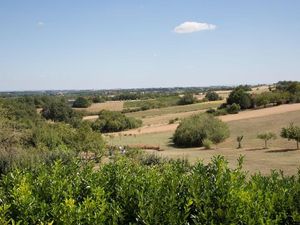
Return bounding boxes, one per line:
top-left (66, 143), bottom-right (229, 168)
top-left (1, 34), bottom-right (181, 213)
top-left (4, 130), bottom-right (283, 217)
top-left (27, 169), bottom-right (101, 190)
top-left (237, 124), bottom-right (300, 150)
top-left (226, 81), bottom-right (300, 110)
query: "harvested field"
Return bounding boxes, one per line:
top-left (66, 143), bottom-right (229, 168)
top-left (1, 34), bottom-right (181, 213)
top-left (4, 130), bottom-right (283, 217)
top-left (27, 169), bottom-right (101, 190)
top-left (112, 109), bottom-right (300, 175)
top-left (118, 103), bottom-right (300, 135)
top-left (220, 103), bottom-right (300, 122)
top-left (125, 100), bottom-right (224, 118)
top-left (251, 85), bottom-right (271, 94)
top-left (216, 90), bottom-right (231, 99)
top-left (76, 101), bottom-right (124, 114)
top-left (83, 100), bottom-right (223, 121)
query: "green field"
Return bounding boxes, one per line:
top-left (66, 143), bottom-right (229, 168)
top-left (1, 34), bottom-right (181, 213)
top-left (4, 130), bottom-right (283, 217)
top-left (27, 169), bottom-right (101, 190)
top-left (124, 95), bottom-right (181, 109)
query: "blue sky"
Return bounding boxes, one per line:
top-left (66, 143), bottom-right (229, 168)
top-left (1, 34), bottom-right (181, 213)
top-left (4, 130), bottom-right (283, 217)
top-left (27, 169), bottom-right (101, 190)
top-left (1, 1), bottom-right (300, 91)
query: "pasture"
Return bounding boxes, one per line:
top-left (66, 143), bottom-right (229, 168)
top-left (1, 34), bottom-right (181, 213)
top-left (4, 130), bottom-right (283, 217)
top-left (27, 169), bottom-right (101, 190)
top-left (125, 100), bottom-right (224, 119)
top-left (111, 105), bottom-right (300, 175)
top-left (76, 101), bottom-right (124, 115)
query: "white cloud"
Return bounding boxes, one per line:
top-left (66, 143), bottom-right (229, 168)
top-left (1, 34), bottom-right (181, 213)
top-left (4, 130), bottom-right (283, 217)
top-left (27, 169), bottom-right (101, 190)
top-left (37, 21), bottom-right (45, 27)
top-left (174, 21), bottom-right (216, 34)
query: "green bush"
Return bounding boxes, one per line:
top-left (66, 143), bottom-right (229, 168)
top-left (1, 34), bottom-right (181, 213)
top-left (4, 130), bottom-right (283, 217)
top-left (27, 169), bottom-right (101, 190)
top-left (177, 93), bottom-right (197, 105)
top-left (92, 110), bottom-right (142, 133)
top-left (173, 114), bottom-right (230, 147)
top-left (205, 91), bottom-right (221, 101)
top-left (227, 103), bottom-right (241, 114)
top-left (41, 99), bottom-right (81, 123)
top-left (227, 88), bottom-right (252, 109)
top-left (203, 138), bottom-right (213, 149)
top-left (72, 97), bottom-right (91, 108)
top-left (0, 156), bottom-right (300, 224)
top-left (91, 96), bottom-right (105, 103)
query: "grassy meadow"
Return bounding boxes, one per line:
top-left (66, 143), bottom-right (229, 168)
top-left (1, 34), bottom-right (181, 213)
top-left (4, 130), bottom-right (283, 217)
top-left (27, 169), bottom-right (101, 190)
top-left (111, 109), bottom-right (300, 175)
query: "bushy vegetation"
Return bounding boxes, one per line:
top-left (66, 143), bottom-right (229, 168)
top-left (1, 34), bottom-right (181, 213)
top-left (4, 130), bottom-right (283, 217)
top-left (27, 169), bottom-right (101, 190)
top-left (2, 83), bottom-right (300, 224)
top-left (177, 93), bottom-right (198, 105)
top-left (227, 87), bottom-right (252, 109)
top-left (173, 114), bottom-right (230, 147)
top-left (276, 81), bottom-right (300, 94)
top-left (41, 99), bottom-right (82, 124)
top-left (72, 96), bottom-right (91, 108)
top-left (92, 110), bottom-right (142, 133)
top-left (0, 97), bottom-right (105, 174)
top-left (205, 91), bottom-right (221, 101)
top-left (124, 95), bottom-right (181, 111)
top-left (218, 81), bottom-right (300, 115)
top-left (207, 103), bottom-right (241, 116)
top-left (0, 156), bottom-right (300, 224)
top-left (91, 95), bottom-right (106, 103)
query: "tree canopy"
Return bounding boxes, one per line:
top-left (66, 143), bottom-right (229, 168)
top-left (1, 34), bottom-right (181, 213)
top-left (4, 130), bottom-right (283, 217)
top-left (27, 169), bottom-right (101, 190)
top-left (173, 114), bottom-right (230, 147)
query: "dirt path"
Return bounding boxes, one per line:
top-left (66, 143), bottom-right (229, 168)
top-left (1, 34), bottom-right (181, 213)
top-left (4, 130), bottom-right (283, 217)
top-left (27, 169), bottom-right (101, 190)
top-left (118, 103), bottom-right (300, 135)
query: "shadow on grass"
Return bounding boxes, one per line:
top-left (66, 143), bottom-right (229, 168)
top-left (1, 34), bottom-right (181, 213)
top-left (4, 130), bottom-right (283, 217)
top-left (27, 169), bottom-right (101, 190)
top-left (266, 148), bottom-right (299, 153)
top-left (245, 148), bottom-right (265, 151)
top-left (166, 140), bottom-right (214, 151)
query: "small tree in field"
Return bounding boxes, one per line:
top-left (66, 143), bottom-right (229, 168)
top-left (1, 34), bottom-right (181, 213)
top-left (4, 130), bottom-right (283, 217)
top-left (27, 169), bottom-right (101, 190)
top-left (257, 132), bottom-right (277, 149)
top-left (236, 136), bottom-right (243, 149)
top-left (73, 97), bottom-right (91, 108)
top-left (281, 123), bottom-right (300, 149)
top-left (205, 91), bottom-right (220, 101)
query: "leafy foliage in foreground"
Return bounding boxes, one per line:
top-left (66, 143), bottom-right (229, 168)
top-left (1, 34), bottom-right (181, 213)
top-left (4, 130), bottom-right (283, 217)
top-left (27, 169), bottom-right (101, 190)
top-left (0, 156), bottom-right (299, 224)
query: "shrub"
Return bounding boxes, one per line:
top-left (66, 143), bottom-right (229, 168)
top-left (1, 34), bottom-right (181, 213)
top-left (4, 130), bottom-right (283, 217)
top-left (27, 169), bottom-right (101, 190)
top-left (41, 99), bottom-right (81, 123)
top-left (177, 93), bottom-right (197, 105)
top-left (206, 108), bottom-right (228, 116)
top-left (1, 156), bottom-right (300, 224)
top-left (227, 88), bottom-right (252, 109)
top-left (72, 97), bottom-right (91, 108)
top-left (91, 96), bottom-right (105, 103)
top-left (227, 103), bottom-right (241, 114)
top-left (276, 81), bottom-right (300, 94)
top-left (173, 114), bottom-right (230, 147)
top-left (206, 108), bottom-right (216, 114)
top-left (205, 91), bottom-right (221, 101)
top-left (92, 110), bottom-right (142, 133)
top-left (203, 138), bottom-right (213, 149)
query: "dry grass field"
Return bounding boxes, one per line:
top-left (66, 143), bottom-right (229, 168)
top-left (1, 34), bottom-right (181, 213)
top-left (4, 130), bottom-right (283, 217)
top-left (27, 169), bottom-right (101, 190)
top-left (125, 100), bottom-right (224, 118)
top-left (251, 85), bottom-right (271, 94)
top-left (111, 105), bottom-right (300, 175)
top-left (116, 103), bottom-right (300, 135)
top-left (77, 101), bottom-right (124, 115)
top-left (83, 100), bottom-right (223, 121)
